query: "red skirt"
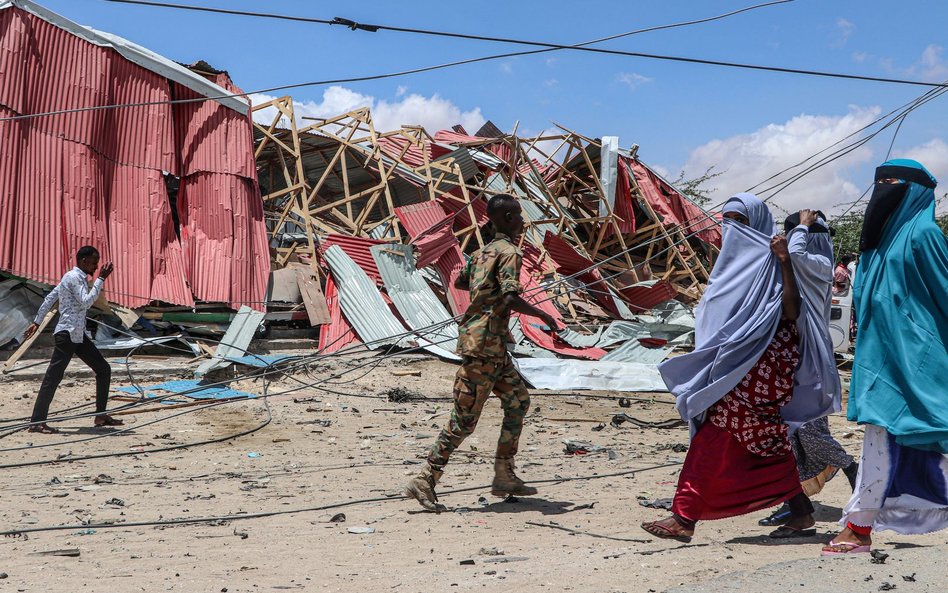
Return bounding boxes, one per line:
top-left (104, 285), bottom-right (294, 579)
top-left (671, 422), bottom-right (803, 522)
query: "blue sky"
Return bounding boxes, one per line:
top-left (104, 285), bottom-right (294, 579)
top-left (41, 0), bottom-right (948, 213)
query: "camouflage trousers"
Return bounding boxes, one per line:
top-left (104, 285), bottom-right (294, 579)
top-left (427, 355), bottom-right (530, 470)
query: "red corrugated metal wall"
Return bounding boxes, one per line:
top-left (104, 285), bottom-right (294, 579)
top-left (0, 6), bottom-right (268, 310)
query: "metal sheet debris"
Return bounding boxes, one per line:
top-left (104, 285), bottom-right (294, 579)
top-left (514, 358), bottom-right (668, 392)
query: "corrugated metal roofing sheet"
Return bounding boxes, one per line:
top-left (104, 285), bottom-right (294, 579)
top-left (518, 259), bottom-right (606, 360)
top-left (324, 245), bottom-right (414, 350)
top-left (542, 231), bottom-right (623, 318)
top-left (318, 274), bottom-right (360, 354)
top-left (618, 280), bottom-right (678, 313)
top-left (318, 234), bottom-right (389, 283)
top-left (394, 201), bottom-right (470, 315)
top-left (372, 244), bottom-right (460, 360)
top-left (195, 306), bottom-right (265, 378)
top-left (629, 159), bottom-right (721, 246)
top-left (395, 201), bottom-right (457, 268)
top-left (0, 0), bottom-right (248, 113)
top-left (0, 3), bottom-right (267, 310)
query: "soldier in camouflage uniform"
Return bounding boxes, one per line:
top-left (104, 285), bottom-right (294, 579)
top-left (405, 194), bottom-right (560, 512)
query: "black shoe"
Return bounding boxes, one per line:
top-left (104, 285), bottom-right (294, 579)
top-left (758, 503), bottom-right (791, 527)
top-left (843, 461), bottom-right (859, 491)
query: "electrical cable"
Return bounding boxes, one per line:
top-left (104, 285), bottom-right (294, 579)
top-left (3, 1), bottom-right (944, 126)
top-left (101, 0), bottom-right (945, 91)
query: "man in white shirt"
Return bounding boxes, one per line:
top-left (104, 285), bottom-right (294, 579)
top-left (23, 246), bottom-right (122, 434)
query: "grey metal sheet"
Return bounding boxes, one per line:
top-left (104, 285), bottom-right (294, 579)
top-left (0, 280), bottom-right (43, 346)
top-left (556, 326), bottom-right (604, 349)
top-left (595, 321), bottom-right (649, 348)
top-left (324, 245), bottom-right (453, 359)
top-left (195, 306), bottom-right (265, 378)
top-left (599, 136), bottom-right (620, 216)
top-left (514, 358), bottom-right (667, 392)
top-left (601, 338), bottom-right (673, 364)
top-left (371, 244), bottom-right (460, 361)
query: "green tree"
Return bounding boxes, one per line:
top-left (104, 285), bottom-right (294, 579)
top-left (831, 194), bottom-right (948, 260)
top-left (673, 166), bottom-right (723, 206)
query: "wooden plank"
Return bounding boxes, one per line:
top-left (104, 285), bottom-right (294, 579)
top-left (292, 265), bottom-right (331, 326)
top-left (2, 308), bottom-right (56, 374)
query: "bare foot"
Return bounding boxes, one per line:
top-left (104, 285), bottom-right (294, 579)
top-left (641, 516), bottom-right (694, 542)
top-left (823, 526), bottom-right (871, 553)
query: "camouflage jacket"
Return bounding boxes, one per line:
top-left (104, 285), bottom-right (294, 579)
top-left (457, 233), bottom-right (523, 359)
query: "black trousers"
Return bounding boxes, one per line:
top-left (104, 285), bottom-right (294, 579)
top-left (31, 332), bottom-right (111, 422)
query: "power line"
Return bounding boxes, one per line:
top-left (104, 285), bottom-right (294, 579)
top-left (1, 0), bottom-right (799, 124)
top-left (100, 0), bottom-right (945, 89)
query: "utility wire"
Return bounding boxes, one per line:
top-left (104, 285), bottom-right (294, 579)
top-left (101, 0), bottom-right (943, 88)
top-left (3, 1), bottom-right (943, 126)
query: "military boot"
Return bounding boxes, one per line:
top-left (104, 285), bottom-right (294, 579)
top-left (405, 465), bottom-right (445, 512)
top-left (491, 457), bottom-right (538, 497)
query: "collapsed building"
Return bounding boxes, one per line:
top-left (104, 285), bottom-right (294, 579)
top-left (253, 98), bottom-right (720, 360)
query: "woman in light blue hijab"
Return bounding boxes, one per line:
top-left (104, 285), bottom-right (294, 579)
top-left (824, 159), bottom-right (948, 555)
top-left (642, 193), bottom-right (827, 542)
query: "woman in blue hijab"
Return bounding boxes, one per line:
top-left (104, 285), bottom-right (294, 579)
top-left (824, 160), bottom-right (948, 555)
top-left (642, 193), bottom-right (830, 542)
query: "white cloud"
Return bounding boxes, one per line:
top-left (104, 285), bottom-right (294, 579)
top-left (544, 79), bottom-right (558, 88)
top-left (395, 85), bottom-right (408, 97)
top-left (500, 62), bottom-right (514, 74)
top-left (615, 72), bottom-right (653, 90)
top-left (250, 86), bottom-right (485, 134)
top-left (893, 138), bottom-right (948, 188)
top-left (914, 44), bottom-right (948, 82)
top-left (878, 44), bottom-right (948, 82)
top-left (832, 18), bottom-right (855, 47)
top-left (851, 51), bottom-right (869, 63)
top-left (678, 106), bottom-right (883, 214)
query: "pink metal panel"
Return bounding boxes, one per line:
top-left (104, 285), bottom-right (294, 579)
top-left (618, 281), bottom-right (678, 313)
top-left (629, 159), bottom-right (721, 246)
top-left (376, 136), bottom-right (428, 168)
top-left (106, 162), bottom-right (192, 308)
top-left (106, 55), bottom-right (176, 173)
top-left (318, 234), bottom-right (388, 283)
top-left (0, 7), bottom-right (30, 114)
top-left (173, 80), bottom-right (256, 179)
top-left (319, 274), bottom-right (360, 354)
top-left (517, 255), bottom-right (605, 360)
top-left (542, 231), bottom-right (622, 318)
top-left (394, 201), bottom-right (456, 267)
top-left (394, 201), bottom-right (470, 315)
top-left (432, 130), bottom-right (512, 162)
top-left (0, 6), bottom-right (268, 310)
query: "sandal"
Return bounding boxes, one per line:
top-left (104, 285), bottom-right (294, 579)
top-left (640, 520), bottom-right (693, 543)
top-left (27, 423), bottom-right (60, 434)
top-left (821, 540), bottom-right (870, 556)
top-left (769, 525), bottom-right (817, 539)
top-left (94, 415), bottom-right (124, 427)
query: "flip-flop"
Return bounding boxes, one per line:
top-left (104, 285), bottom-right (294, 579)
top-left (27, 424), bottom-right (60, 434)
top-left (640, 521), bottom-right (693, 543)
top-left (821, 541), bottom-right (871, 556)
top-left (769, 525), bottom-right (818, 539)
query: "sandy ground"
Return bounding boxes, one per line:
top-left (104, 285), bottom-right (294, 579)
top-left (0, 352), bottom-right (945, 593)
